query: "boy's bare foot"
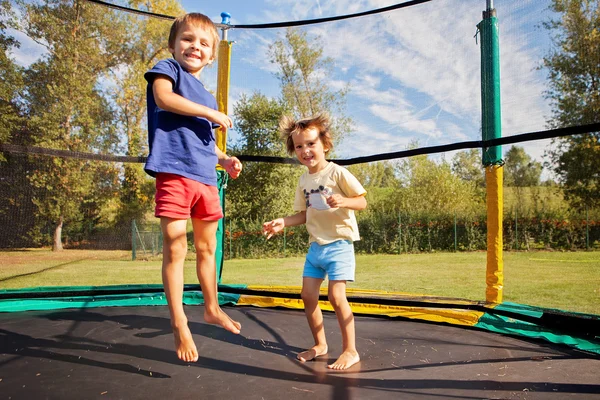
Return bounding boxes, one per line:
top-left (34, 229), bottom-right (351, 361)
top-left (327, 350), bottom-right (360, 370)
top-left (172, 325), bottom-right (198, 362)
top-left (204, 307), bottom-right (241, 334)
top-left (297, 344), bottom-right (328, 362)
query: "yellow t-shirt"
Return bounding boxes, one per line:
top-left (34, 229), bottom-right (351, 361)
top-left (293, 162), bottom-right (366, 245)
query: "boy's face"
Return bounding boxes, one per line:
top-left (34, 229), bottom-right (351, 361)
top-left (169, 22), bottom-right (215, 78)
top-left (292, 127), bottom-right (329, 174)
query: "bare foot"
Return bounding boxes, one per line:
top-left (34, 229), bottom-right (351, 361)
top-left (172, 325), bottom-right (198, 362)
top-left (328, 350), bottom-right (360, 370)
top-left (204, 307), bottom-right (241, 334)
top-left (297, 344), bottom-right (328, 362)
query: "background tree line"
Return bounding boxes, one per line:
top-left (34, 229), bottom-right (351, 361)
top-left (0, 0), bottom-right (598, 252)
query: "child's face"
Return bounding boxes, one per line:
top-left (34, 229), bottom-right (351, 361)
top-left (169, 22), bottom-right (215, 78)
top-left (292, 127), bottom-right (329, 174)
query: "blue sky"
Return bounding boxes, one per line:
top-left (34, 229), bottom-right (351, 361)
top-left (10, 0), bottom-right (559, 173)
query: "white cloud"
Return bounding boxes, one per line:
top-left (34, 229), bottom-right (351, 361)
top-left (7, 28), bottom-right (47, 67)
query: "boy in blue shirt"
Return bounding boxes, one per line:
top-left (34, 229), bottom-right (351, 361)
top-left (145, 13), bottom-right (242, 363)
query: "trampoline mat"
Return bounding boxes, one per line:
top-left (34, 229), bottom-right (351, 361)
top-left (1, 305), bottom-right (599, 399)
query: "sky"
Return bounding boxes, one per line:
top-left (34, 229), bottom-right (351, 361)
top-left (9, 0), bottom-right (561, 176)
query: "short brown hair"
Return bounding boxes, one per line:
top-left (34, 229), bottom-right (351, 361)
top-left (279, 113), bottom-right (334, 156)
top-left (168, 13), bottom-right (220, 60)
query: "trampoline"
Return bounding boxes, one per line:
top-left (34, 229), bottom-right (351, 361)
top-left (1, 302), bottom-right (600, 400)
top-left (1, 284), bottom-right (599, 399)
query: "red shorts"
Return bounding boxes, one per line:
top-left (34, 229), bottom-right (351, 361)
top-left (155, 173), bottom-right (223, 220)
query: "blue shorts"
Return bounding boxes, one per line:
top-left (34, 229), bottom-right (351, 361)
top-left (303, 240), bottom-right (355, 282)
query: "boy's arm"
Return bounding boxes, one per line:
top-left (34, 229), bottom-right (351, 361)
top-left (152, 76), bottom-right (232, 128)
top-left (262, 211), bottom-right (306, 240)
top-left (215, 146), bottom-right (242, 179)
top-left (326, 194), bottom-right (367, 210)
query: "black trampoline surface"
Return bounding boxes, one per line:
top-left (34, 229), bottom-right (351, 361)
top-left (1, 305), bottom-right (599, 400)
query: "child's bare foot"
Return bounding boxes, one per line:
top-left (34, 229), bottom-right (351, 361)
top-left (328, 350), bottom-right (360, 370)
top-left (204, 307), bottom-right (241, 334)
top-left (172, 325), bottom-right (198, 362)
top-left (297, 344), bottom-right (328, 362)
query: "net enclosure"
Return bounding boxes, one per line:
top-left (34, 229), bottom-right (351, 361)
top-left (1, 0), bottom-right (599, 398)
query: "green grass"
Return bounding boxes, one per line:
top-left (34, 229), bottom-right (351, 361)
top-left (1, 249), bottom-right (598, 314)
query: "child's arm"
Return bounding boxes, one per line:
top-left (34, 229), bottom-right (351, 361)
top-left (262, 212), bottom-right (307, 240)
top-left (152, 76), bottom-right (233, 129)
top-left (326, 194), bottom-right (367, 210)
top-left (215, 146), bottom-right (242, 179)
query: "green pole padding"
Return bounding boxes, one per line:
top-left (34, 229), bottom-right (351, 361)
top-left (478, 10), bottom-right (503, 166)
top-left (216, 170), bottom-right (228, 282)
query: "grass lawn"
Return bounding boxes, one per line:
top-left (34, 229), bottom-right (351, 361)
top-left (1, 249), bottom-right (598, 315)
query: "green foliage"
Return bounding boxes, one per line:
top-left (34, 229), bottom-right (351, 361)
top-left (14, 0), bottom-right (131, 249)
top-left (395, 155), bottom-right (483, 218)
top-left (543, 0), bottom-right (600, 209)
top-left (228, 93), bottom-right (300, 221)
top-left (347, 161), bottom-right (399, 188)
top-left (107, 0), bottom-right (179, 225)
top-left (451, 149), bottom-right (485, 188)
top-left (504, 146), bottom-right (543, 187)
top-left (268, 28), bottom-right (351, 148)
top-left (0, 0), bottom-right (24, 156)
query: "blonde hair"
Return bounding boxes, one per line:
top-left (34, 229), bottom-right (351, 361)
top-left (279, 113), bottom-right (334, 156)
top-left (168, 13), bottom-right (220, 60)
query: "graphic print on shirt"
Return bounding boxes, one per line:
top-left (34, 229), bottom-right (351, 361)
top-left (304, 185), bottom-right (333, 210)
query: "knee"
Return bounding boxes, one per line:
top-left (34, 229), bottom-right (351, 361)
top-left (327, 289), bottom-right (346, 309)
top-left (301, 289), bottom-right (319, 307)
top-left (164, 238), bottom-right (187, 260)
top-left (194, 239), bottom-right (216, 258)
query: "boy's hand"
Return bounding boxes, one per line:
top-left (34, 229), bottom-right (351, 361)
top-left (262, 219), bottom-right (284, 240)
top-left (222, 156), bottom-right (242, 179)
top-left (326, 194), bottom-right (346, 209)
top-left (209, 109), bottom-right (233, 129)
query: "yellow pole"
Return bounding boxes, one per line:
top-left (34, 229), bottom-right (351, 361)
top-left (485, 165), bottom-right (503, 303)
top-left (216, 38), bottom-right (232, 157)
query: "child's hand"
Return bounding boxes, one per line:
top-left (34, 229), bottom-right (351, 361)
top-left (326, 194), bottom-right (346, 209)
top-left (262, 218), bottom-right (284, 240)
top-left (209, 110), bottom-right (233, 129)
top-left (222, 156), bottom-right (242, 179)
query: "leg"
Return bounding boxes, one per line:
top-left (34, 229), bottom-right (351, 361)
top-left (297, 277), bottom-right (328, 362)
top-left (191, 218), bottom-right (240, 334)
top-left (327, 280), bottom-right (360, 370)
top-left (161, 217), bottom-right (198, 362)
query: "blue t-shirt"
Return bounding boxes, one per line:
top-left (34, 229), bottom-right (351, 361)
top-left (144, 58), bottom-right (219, 186)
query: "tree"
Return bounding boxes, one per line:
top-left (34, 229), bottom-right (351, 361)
top-left (18, 0), bottom-right (129, 250)
top-left (451, 149), bottom-right (485, 189)
top-left (107, 0), bottom-right (184, 226)
top-left (347, 162), bottom-right (399, 188)
top-left (504, 146), bottom-right (543, 187)
top-left (0, 0), bottom-right (23, 149)
top-left (268, 28), bottom-right (351, 150)
top-left (227, 93), bottom-right (299, 221)
top-left (395, 154), bottom-right (482, 218)
top-left (230, 28), bottom-right (352, 221)
top-left (543, 0), bottom-right (600, 209)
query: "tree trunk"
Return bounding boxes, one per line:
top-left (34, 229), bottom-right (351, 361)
top-left (53, 216), bottom-right (64, 251)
